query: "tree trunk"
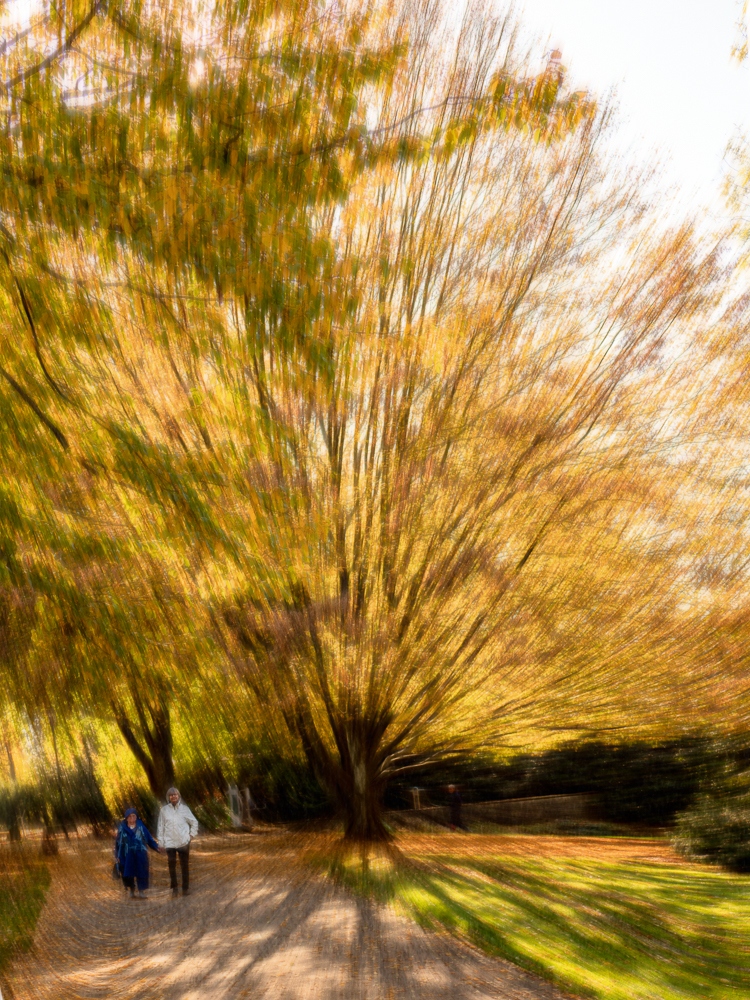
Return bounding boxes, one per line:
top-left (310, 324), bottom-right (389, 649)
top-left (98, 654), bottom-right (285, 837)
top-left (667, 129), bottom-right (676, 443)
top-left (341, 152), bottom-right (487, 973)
top-left (291, 706), bottom-right (393, 842)
top-left (4, 738), bottom-right (16, 782)
top-left (41, 802), bottom-right (58, 854)
top-left (112, 696), bottom-right (175, 799)
top-left (41, 823), bottom-right (59, 855)
top-left (48, 712), bottom-right (70, 838)
top-left (333, 729), bottom-right (392, 842)
top-left (341, 777), bottom-right (391, 841)
top-left (143, 750), bottom-right (176, 800)
top-left (4, 735), bottom-right (22, 839)
top-left (7, 799), bottom-right (22, 843)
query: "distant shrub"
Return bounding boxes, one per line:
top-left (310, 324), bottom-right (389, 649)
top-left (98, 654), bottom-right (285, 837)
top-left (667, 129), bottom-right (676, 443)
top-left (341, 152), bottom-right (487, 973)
top-left (175, 764), bottom-right (226, 809)
top-left (386, 737), bottom-right (729, 827)
top-left (55, 761), bottom-right (110, 833)
top-left (674, 776), bottom-right (750, 873)
top-left (0, 783), bottom-right (45, 840)
top-left (192, 796), bottom-right (230, 831)
top-left (236, 751), bottom-right (328, 821)
top-left (0, 761), bottom-right (113, 841)
top-left (519, 739), bottom-right (715, 825)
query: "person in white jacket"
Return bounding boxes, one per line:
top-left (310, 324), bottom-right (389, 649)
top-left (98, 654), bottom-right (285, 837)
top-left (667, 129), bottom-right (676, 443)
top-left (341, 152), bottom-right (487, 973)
top-left (157, 787), bottom-right (199, 897)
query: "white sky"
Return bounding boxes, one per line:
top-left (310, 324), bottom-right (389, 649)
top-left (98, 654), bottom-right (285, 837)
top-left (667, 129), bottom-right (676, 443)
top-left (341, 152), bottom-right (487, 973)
top-left (517, 0), bottom-right (750, 213)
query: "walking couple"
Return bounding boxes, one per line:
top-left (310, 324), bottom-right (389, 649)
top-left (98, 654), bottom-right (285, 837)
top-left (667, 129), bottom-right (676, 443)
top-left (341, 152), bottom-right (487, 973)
top-left (114, 787), bottom-right (199, 899)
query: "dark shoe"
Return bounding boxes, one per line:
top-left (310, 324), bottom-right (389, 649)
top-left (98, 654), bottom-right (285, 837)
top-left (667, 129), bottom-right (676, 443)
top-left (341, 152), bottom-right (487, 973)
top-left (171, 888), bottom-right (179, 898)
top-left (182, 888), bottom-right (191, 896)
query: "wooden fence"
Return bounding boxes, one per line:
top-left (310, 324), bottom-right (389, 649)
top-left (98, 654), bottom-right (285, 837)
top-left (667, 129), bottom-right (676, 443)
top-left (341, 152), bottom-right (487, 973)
top-left (388, 792), bottom-right (598, 828)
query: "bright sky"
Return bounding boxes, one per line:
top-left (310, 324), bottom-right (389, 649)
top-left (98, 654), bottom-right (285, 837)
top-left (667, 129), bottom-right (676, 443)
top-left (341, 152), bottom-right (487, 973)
top-left (517, 0), bottom-right (750, 212)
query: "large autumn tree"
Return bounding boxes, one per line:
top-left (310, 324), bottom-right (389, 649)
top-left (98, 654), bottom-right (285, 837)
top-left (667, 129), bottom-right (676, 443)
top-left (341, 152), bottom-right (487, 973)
top-left (0, 0), bottom-right (732, 837)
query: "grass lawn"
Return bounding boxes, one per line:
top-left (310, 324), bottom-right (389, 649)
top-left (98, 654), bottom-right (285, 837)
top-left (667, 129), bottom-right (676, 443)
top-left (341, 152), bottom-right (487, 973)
top-left (317, 834), bottom-right (750, 1000)
top-left (0, 851), bottom-right (50, 973)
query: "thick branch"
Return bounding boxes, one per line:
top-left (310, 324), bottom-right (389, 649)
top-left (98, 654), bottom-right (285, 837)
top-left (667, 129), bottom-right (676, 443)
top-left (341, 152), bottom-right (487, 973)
top-left (111, 703), bottom-right (152, 776)
top-left (0, 365), bottom-right (69, 449)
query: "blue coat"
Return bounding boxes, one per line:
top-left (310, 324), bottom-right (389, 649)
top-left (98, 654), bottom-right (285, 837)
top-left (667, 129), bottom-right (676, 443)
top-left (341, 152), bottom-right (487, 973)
top-left (115, 818), bottom-right (159, 880)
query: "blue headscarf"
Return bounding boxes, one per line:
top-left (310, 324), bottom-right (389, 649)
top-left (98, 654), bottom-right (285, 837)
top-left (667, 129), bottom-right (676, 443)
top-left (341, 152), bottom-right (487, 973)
top-left (121, 808), bottom-right (139, 842)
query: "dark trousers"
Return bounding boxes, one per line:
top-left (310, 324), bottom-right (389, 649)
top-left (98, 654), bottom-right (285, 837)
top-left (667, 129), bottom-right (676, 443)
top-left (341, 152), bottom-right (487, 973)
top-left (166, 845), bottom-right (190, 891)
top-left (122, 874), bottom-right (148, 891)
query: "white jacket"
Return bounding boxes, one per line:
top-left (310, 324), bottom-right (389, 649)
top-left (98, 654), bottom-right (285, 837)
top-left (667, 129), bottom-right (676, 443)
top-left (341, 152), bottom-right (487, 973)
top-left (157, 799), bottom-right (199, 849)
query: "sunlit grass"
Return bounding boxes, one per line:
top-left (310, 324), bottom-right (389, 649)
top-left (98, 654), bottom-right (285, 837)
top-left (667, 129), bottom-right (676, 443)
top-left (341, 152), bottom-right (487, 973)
top-left (0, 853), bottom-right (50, 972)
top-left (316, 837), bottom-right (750, 1000)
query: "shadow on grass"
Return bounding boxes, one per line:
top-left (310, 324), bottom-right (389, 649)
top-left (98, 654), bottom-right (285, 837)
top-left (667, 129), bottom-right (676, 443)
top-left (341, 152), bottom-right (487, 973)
top-left (313, 841), bottom-right (750, 1000)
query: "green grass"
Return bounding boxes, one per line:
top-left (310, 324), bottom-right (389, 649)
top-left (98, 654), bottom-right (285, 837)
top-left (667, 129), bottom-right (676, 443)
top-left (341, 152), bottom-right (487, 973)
top-left (0, 855), bottom-right (50, 972)
top-left (318, 843), bottom-right (750, 1000)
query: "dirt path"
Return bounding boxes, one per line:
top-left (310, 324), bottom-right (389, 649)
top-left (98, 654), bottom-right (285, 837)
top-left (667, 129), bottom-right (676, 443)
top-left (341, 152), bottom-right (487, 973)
top-left (3, 832), bottom-right (581, 1000)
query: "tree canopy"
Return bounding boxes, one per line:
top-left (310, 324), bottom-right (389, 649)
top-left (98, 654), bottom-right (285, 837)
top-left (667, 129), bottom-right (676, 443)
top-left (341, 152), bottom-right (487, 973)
top-left (0, 0), bottom-right (745, 839)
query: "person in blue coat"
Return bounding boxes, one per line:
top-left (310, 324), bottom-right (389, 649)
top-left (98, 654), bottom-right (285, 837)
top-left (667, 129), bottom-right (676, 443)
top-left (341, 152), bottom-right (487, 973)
top-left (114, 807), bottom-right (162, 899)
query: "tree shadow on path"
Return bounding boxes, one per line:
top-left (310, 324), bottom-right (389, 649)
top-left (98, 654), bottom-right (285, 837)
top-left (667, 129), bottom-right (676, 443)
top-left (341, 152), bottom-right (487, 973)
top-left (3, 833), bottom-right (577, 1000)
